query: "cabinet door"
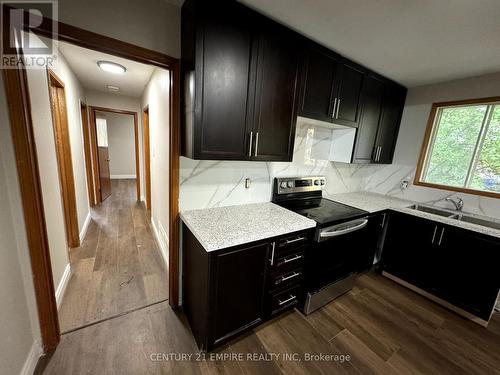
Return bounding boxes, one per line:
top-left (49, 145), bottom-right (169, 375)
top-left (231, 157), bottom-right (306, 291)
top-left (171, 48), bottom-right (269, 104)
top-left (374, 84), bottom-right (406, 164)
top-left (195, 3), bottom-right (253, 160)
top-left (352, 75), bottom-right (384, 163)
top-left (251, 22), bottom-right (300, 161)
top-left (435, 227), bottom-right (500, 320)
top-left (382, 212), bottom-right (438, 289)
top-left (332, 62), bottom-right (365, 127)
top-left (299, 46), bottom-right (338, 122)
top-left (211, 242), bottom-right (269, 344)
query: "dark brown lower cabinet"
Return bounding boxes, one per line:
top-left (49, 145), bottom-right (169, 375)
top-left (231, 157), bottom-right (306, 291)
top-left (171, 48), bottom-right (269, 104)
top-left (182, 224), bottom-right (312, 351)
top-left (381, 211), bottom-right (500, 323)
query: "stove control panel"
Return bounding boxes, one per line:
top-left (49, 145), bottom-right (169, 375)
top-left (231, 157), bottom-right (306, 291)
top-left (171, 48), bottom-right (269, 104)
top-left (274, 176), bottom-right (325, 195)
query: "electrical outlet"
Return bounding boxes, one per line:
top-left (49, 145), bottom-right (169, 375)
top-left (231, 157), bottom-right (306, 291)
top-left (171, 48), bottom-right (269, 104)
top-left (401, 179), bottom-right (409, 191)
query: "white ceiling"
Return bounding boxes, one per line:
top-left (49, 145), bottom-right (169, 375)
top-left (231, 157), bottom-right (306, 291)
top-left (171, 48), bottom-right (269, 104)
top-left (240, 0), bottom-right (500, 87)
top-left (57, 41), bottom-right (155, 97)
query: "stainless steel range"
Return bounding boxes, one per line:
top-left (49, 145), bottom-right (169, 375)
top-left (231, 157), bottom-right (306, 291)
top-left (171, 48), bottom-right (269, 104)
top-left (272, 176), bottom-right (376, 314)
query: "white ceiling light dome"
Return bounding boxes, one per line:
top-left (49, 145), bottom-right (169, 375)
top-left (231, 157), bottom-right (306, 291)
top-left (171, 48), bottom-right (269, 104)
top-left (97, 60), bottom-right (127, 74)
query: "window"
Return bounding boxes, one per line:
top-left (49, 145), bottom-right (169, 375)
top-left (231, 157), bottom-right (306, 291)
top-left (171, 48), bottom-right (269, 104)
top-left (415, 98), bottom-right (500, 197)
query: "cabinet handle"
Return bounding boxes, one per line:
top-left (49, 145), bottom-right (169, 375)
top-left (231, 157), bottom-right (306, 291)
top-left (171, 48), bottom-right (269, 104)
top-left (336, 98), bottom-right (341, 118)
top-left (378, 146), bottom-right (383, 161)
top-left (282, 271), bottom-right (300, 281)
top-left (248, 132), bottom-right (253, 157)
top-left (270, 241), bottom-right (276, 265)
top-left (282, 254), bottom-right (303, 264)
top-left (438, 228), bottom-right (445, 246)
top-left (374, 146), bottom-right (382, 162)
top-left (331, 98), bottom-right (337, 118)
top-left (431, 225), bottom-right (437, 244)
top-left (381, 213), bottom-right (387, 228)
top-left (254, 131), bottom-right (259, 157)
top-left (284, 236), bottom-right (307, 245)
top-left (278, 294), bottom-right (296, 306)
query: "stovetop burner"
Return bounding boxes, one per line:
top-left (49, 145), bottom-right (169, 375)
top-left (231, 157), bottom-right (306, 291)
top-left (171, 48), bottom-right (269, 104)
top-left (272, 176), bottom-right (368, 227)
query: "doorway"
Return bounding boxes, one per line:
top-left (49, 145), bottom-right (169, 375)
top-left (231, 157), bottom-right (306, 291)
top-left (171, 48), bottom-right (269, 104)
top-left (48, 70), bottom-right (80, 249)
top-left (88, 107), bottom-right (140, 204)
top-left (3, 15), bottom-right (180, 352)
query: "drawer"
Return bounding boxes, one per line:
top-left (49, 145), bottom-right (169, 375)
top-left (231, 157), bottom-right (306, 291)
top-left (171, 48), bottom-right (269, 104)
top-left (276, 232), bottom-right (311, 253)
top-left (274, 250), bottom-right (305, 269)
top-left (269, 285), bottom-right (301, 316)
top-left (270, 268), bottom-right (304, 289)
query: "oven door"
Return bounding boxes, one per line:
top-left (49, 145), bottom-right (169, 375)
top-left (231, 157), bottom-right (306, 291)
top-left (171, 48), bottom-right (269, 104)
top-left (306, 218), bottom-right (370, 293)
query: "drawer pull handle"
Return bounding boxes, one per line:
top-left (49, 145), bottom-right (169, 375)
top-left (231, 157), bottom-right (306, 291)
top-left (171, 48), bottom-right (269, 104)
top-left (283, 254), bottom-right (303, 264)
top-left (278, 294), bottom-right (296, 306)
top-left (279, 272), bottom-right (300, 283)
top-left (284, 237), bottom-right (307, 245)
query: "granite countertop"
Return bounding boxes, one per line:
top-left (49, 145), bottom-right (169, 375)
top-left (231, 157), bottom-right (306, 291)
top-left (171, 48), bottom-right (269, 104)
top-left (326, 191), bottom-right (500, 239)
top-left (180, 202), bottom-right (317, 252)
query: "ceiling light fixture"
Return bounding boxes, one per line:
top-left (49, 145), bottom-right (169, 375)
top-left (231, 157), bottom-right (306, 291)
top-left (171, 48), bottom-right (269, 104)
top-left (106, 85), bottom-right (120, 92)
top-left (97, 60), bottom-right (127, 74)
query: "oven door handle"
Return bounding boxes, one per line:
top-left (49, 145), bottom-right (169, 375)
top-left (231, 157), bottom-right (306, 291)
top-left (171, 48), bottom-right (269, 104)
top-left (319, 219), bottom-right (368, 238)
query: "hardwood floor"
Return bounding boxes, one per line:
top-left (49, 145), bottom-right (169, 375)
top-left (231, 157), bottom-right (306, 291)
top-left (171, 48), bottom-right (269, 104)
top-left (58, 179), bottom-right (168, 333)
top-left (43, 270), bottom-right (500, 374)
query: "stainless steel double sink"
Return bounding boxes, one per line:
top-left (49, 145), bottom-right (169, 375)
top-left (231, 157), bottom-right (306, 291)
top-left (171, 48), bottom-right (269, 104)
top-left (409, 204), bottom-right (500, 231)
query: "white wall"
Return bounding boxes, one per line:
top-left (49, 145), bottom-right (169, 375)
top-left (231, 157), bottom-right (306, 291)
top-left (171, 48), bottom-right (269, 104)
top-left (86, 90), bottom-right (145, 195)
top-left (142, 69), bottom-right (171, 262)
top-left (100, 112), bottom-right (136, 178)
top-left (57, 0), bottom-right (180, 58)
top-left (0, 75), bottom-right (42, 375)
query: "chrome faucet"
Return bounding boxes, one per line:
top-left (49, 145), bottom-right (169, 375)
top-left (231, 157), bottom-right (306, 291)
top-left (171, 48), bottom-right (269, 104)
top-left (445, 197), bottom-right (464, 211)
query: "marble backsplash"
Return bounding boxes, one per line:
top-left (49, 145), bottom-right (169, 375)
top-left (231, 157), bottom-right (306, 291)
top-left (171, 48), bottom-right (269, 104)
top-left (180, 120), bottom-right (500, 219)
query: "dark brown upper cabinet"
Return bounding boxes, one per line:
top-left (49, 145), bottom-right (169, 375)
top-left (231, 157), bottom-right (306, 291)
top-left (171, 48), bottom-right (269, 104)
top-left (353, 75), bottom-right (407, 164)
top-left (181, 0), bottom-right (299, 161)
top-left (299, 45), bottom-right (364, 128)
top-left (333, 62), bottom-right (365, 127)
top-left (250, 20), bottom-right (300, 161)
top-left (299, 46), bottom-right (340, 123)
top-left (374, 84), bottom-right (407, 164)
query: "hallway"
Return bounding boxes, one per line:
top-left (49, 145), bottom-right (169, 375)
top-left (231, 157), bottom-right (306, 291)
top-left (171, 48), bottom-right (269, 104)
top-left (58, 179), bottom-right (168, 333)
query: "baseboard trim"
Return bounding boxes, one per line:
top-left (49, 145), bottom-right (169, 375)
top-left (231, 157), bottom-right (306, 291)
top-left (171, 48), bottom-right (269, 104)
top-left (151, 218), bottom-right (169, 267)
top-left (55, 264), bottom-right (72, 310)
top-left (110, 174), bottom-right (136, 179)
top-left (79, 212), bottom-right (91, 243)
top-left (20, 341), bottom-right (42, 375)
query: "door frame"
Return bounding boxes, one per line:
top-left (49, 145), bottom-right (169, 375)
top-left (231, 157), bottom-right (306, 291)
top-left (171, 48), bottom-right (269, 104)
top-left (143, 105), bottom-right (151, 211)
top-left (80, 101), bottom-right (96, 206)
top-left (88, 106), bottom-right (140, 203)
top-left (47, 69), bottom-right (81, 248)
top-left (2, 13), bottom-right (180, 352)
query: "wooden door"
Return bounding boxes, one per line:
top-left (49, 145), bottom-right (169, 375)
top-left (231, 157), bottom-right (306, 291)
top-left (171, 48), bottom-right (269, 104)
top-left (194, 1), bottom-right (253, 160)
top-left (211, 242), bottom-right (269, 344)
top-left (95, 117), bottom-right (111, 201)
top-left (251, 21), bottom-right (300, 161)
top-left (374, 84), bottom-right (407, 164)
top-left (143, 107), bottom-right (151, 211)
top-left (299, 46), bottom-right (338, 122)
top-left (352, 75), bottom-right (384, 163)
top-left (48, 70), bottom-right (80, 248)
top-left (333, 62), bottom-right (365, 127)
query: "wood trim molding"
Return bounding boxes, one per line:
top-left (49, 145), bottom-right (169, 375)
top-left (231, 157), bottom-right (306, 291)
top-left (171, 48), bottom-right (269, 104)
top-left (47, 69), bottom-right (80, 248)
top-left (143, 106), bottom-right (151, 211)
top-left (80, 102), bottom-right (95, 206)
top-left (89, 109), bottom-right (101, 204)
top-left (89, 106), bottom-right (141, 202)
top-left (414, 98), bottom-right (500, 200)
top-left (2, 67), bottom-right (60, 352)
top-left (169, 64), bottom-right (181, 307)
